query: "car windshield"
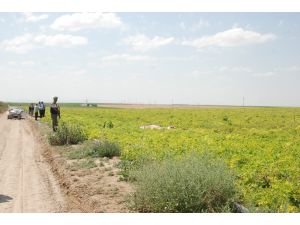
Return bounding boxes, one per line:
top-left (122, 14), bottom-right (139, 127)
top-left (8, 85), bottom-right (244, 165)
top-left (9, 108), bottom-right (22, 113)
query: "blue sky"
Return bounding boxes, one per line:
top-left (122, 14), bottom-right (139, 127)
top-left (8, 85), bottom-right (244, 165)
top-left (0, 12), bottom-right (299, 106)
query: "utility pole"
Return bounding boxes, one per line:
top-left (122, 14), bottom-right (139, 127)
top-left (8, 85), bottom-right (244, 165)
top-left (241, 96), bottom-right (245, 129)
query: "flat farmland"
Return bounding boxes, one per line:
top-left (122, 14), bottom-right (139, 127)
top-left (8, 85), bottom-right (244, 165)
top-left (41, 106), bottom-right (300, 212)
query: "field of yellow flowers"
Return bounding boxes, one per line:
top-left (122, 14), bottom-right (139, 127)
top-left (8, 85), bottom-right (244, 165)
top-left (42, 106), bottom-right (300, 212)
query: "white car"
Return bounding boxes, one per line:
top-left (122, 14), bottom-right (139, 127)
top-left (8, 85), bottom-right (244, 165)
top-left (7, 108), bottom-right (24, 120)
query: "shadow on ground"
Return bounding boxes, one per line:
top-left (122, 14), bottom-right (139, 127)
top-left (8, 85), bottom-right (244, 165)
top-left (0, 194), bottom-right (13, 203)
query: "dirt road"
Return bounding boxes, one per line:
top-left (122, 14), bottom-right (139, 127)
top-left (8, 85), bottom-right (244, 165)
top-left (0, 113), bottom-right (67, 212)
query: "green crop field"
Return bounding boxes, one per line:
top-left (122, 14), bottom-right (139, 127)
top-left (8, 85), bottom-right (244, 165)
top-left (41, 106), bottom-right (300, 212)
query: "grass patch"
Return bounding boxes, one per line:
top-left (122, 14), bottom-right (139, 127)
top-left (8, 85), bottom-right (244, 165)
top-left (69, 159), bottom-right (96, 170)
top-left (103, 120), bottom-right (114, 128)
top-left (129, 151), bottom-right (239, 213)
top-left (48, 122), bottom-right (87, 145)
top-left (67, 139), bottom-right (121, 159)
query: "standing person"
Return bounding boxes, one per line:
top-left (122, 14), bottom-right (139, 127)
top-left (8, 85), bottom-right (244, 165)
top-left (34, 103), bottom-right (39, 121)
top-left (29, 103), bottom-right (34, 116)
top-left (31, 103), bottom-right (34, 116)
top-left (44, 102), bottom-right (46, 117)
top-left (50, 96), bottom-right (60, 132)
top-left (38, 101), bottom-right (43, 118)
top-left (28, 104), bottom-right (32, 116)
top-left (41, 101), bottom-right (46, 117)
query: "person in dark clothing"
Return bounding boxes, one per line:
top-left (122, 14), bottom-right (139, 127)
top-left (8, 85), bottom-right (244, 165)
top-left (50, 96), bottom-right (60, 131)
top-left (42, 102), bottom-right (46, 117)
top-left (34, 104), bottom-right (39, 121)
top-left (38, 101), bottom-right (43, 118)
top-left (28, 103), bottom-right (34, 116)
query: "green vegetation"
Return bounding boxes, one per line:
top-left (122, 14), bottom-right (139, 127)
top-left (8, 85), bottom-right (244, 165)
top-left (130, 151), bottom-right (238, 212)
top-left (69, 159), bottom-right (97, 170)
top-left (48, 122), bottom-right (87, 145)
top-left (0, 101), bottom-right (8, 113)
top-left (41, 106), bottom-right (300, 212)
top-left (103, 120), bottom-right (114, 129)
top-left (67, 139), bottom-right (121, 159)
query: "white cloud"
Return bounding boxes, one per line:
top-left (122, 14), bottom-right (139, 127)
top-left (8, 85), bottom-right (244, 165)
top-left (68, 69), bottom-right (86, 76)
top-left (123, 34), bottom-right (174, 52)
top-left (219, 66), bottom-right (252, 73)
top-left (23, 12), bottom-right (48, 22)
top-left (253, 72), bottom-right (276, 77)
top-left (191, 70), bottom-right (212, 78)
top-left (34, 34), bottom-right (87, 47)
top-left (285, 66), bottom-right (300, 72)
top-left (251, 66), bottom-right (299, 78)
top-left (273, 66), bottom-right (300, 73)
top-left (7, 60), bottom-right (35, 66)
top-left (1, 34), bottom-right (34, 53)
top-left (21, 60), bottom-right (35, 66)
top-left (182, 27), bottom-right (276, 48)
top-left (278, 20), bottom-right (284, 27)
top-left (102, 54), bottom-right (151, 62)
top-left (1, 33), bottom-right (87, 53)
top-left (179, 22), bottom-right (186, 30)
top-left (50, 12), bottom-right (123, 31)
top-left (8, 61), bottom-right (17, 65)
top-left (180, 19), bottom-right (210, 31)
top-left (190, 19), bottom-right (210, 31)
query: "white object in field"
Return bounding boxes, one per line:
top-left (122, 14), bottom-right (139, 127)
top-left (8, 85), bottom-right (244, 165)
top-left (140, 125), bottom-right (176, 130)
top-left (166, 126), bottom-right (176, 129)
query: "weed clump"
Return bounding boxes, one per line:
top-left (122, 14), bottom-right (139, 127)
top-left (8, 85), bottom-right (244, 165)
top-left (103, 120), bottom-right (114, 128)
top-left (68, 139), bottom-right (121, 159)
top-left (129, 152), bottom-right (238, 212)
top-left (69, 159), bottom-right (96, 170)
top-left (223, 115), bottom-right (232, 125)
top-left (48, 122), bottom-right (87, 145)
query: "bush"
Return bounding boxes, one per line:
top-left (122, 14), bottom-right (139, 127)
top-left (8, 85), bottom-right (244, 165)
top-left (103, 120), bottom-right (114, 128)
top-left (88, 139), bottom-right (120, 158)
top-left (129, 152), bottom-right (238, 212)
top-left (48, 122), bottom-right (87, 145)
top-left (223, 115), bottom-right (229, 121)
top-left (68, 139), bottom-right (121, 159)
top-left (223, 115), bottom-right (232, 125)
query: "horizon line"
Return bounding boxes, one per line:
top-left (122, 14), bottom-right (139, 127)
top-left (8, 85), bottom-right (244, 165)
top-left (5, 101), bottom-right (300, 108)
